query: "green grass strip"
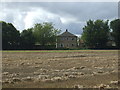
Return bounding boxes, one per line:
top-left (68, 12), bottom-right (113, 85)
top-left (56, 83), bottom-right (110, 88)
top-left (1, 50), bottom-right (118, 53)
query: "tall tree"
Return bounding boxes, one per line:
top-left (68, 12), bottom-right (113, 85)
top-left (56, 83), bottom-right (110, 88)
top-left (81, 19), bottom-right (110, 48)
top-left (1, 21), bottom-right (20, 49)
top-left (33, 22), bottom-right (60, 46)
top-left (110, 19), bottom-right (120, 47)
top-left (20, 28), bottom-right (35, 48)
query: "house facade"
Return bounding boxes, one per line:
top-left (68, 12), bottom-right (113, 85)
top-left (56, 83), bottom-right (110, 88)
top-left (56, 29), bottom-right (78, 49)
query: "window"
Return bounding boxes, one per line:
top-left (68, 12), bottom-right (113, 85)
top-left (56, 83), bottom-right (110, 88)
top-left (72, 38), bottom-right (74, 40)
top-left (61, 38), bottom-right (64, 40)
top-left (72, 44), bottom-right (74, 46)
top-left (67, 44), bottom-right (69, 47)
top-left (60, 44), bottom-right (64, 47)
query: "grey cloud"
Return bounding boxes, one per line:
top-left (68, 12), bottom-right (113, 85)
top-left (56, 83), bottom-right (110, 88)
top-left (30, 2), bottom-right (118, 21)
top-left (2, 2), bottom-right (118, 20)
top-left (60, 22), bottom-right (86, 35)
top-left (0, 2), bottom-right (118, 35)
top-left (118, 1), bottom-right (120, 18)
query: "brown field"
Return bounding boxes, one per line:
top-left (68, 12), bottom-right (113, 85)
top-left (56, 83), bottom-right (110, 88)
top-left (2, 50), bottom-right (119, 88)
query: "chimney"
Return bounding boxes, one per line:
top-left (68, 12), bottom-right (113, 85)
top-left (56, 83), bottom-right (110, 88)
top-left (66, 29), bottom-right (68, 32)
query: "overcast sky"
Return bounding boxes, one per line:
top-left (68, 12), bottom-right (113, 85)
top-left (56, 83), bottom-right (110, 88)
top-left (0, 2), bottom-right (118, 35)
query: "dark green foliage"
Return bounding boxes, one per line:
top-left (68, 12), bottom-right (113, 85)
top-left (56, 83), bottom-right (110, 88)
top-left (20, 28), bottom-right (35, 48)
top-left (1, 21), bottom-right (20, 49)
top-left (1, 21), bottom-right (61, 50)
top-left (33, 22), bottom-right (61, 46)
top-left (81, 20), bottom-right (110, 48)
top-left (110, 19), bottom-right (120, 47)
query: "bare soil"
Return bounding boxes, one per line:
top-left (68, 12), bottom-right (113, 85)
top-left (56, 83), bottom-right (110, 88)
top-left (2, 50), bottom-right (119, 88)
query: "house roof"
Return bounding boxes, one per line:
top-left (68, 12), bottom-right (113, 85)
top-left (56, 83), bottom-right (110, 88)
top-left (58, 29), bottom-right (77, 37)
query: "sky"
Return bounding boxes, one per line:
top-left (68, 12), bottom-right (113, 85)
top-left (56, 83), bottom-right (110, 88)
top-left (0, 1), bottom-right (118, 35)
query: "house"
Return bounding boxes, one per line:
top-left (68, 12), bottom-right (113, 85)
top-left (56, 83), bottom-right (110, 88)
top-left (107, 33), bottom-right (116, 47)
top-left (56, 29), bottom-right (78, 49)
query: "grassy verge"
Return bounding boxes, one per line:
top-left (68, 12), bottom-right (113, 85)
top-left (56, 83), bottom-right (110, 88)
top-left (1, 50), bottom-right (118, 53)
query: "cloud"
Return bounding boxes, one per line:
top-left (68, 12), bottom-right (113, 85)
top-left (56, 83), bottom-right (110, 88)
top-left (23, 8), bottom-right (63, 30)
top-left (0, 2), bottom-right (118, 34)
top-left (34, 2), bottom-right (118, 21)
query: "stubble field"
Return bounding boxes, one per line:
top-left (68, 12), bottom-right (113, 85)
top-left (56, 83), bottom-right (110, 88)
top-left (2, 50), bottom-right (119, 88)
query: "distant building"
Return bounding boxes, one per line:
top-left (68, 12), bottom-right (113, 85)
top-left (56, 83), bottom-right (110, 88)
top-left (56, 29), bottom-right (78, 49)
top-left (107, 33), bottom-right (116, 47)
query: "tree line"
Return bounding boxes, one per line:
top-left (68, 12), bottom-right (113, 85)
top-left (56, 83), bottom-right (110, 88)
top-left (81, 19), bottom-right (120, 49)
top-left (1, 21), bottom-right (60, 50)
top-left (1, 19), bottom-right (120, 50)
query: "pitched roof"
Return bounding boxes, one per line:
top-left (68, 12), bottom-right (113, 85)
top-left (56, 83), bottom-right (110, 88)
top-left (58, 29), bottom-right (77, 37)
